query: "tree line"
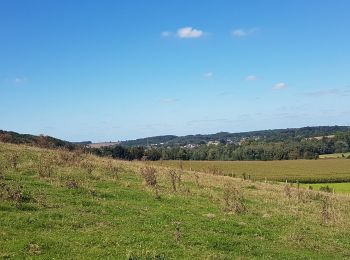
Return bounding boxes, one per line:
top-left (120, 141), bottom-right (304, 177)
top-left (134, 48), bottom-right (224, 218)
top-left (92, 132), bottom-right (350, 161)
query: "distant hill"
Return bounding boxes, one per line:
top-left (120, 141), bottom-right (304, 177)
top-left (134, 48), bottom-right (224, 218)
top-left (120, 126), bottom-right (350, 147)
top-left (121, 135), bottom-right (178, 147)
top-left (0, 130), bottom-right (76, 150)
top-left (87, 142), bottom-right (120, 148)
top-left (72, 141), bottom-right (92, 145)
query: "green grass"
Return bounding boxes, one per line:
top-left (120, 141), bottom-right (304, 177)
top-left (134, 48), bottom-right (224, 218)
top-left (1, 143), bottom-right (350, 259)
top-left (153, 159), bottom-right (350, 183)
top-left (302, 183), bottom-right (350, 194)
top-left (319, 152), bottom-right (350, 159)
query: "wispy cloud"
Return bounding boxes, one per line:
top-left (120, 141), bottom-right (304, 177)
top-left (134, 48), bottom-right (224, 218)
top-left (160, 98), bottom-right (179, 104)
top-left (161, 31), bottom-right (172, 37)
top-left (245, 75), bottom-right (257, 81)
top-left (162, 27), bottom-right (205, 39)
top-left (203, 72), bottom-right (213, 79)
top-left (13, 77), bottom-right (28, 85)
top-left (273, 82), bottom-right (288, 90)
top-left (303, 88), bottom-right (350, 97)
top-left (232, 28), bottom-right (258, 38)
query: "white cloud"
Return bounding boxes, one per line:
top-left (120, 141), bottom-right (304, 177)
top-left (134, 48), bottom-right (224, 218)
top-left (177, 27), bottom-right (204, 38)
top-left (273, 82), bottom-right (288, 90)
top-left (203, 72), bottom-right (213, 78)
top-left (245, 75), bottom-right (257, 81)
top-left (232, 28), bottom-right (258, 38)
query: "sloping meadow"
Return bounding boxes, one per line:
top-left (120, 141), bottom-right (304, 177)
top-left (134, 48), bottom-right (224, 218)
top-left (1, 142), bottom-right (350, 259)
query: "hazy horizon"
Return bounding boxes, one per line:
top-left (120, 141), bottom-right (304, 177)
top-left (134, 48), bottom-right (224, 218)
top-left (1, 1), bottom-right (350, 142)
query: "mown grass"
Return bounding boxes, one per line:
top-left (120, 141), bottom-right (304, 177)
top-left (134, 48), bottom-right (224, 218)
top-left (1, 142), bottom-right (350, 259)
top-left (153, 159), bottom-right (350, 183)
top-left (302, 183), bottom-right (350, 194)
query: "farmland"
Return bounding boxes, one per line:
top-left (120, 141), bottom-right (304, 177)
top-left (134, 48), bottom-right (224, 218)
top-left (152, 159), bottom-right (350, 183)
top-left (1, 142), bottom-right (350, 258)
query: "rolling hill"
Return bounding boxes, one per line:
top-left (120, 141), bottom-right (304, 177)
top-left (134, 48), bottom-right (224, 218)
top-left (120, 126), bottom-right (350, 147)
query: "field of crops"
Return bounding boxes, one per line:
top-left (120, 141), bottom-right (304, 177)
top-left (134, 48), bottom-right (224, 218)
top-left (152, 159), bottom-right (350, 183)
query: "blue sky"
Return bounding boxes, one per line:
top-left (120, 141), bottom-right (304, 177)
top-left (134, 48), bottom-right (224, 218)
top-left (1, 0), bottom-right (350, 142)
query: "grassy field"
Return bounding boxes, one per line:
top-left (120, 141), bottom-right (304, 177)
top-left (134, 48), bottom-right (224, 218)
top-left (1, 143), bottom-right (350, 259)
top-left (152, 159), bottom-right (350, 183)
top-left (302, 183), bottom-right (350, 194)
top-left (319, 152), bottom-right (350, 159)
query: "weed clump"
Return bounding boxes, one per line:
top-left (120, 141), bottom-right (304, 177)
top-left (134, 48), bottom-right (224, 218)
top-left (321, 194), bottom-right (336, 224)
top-left (27, 243), bottom-right (41, 255)
top-left (319, 185), bottom-right (334, 193)
top-left (9, 153), bottom-right (19, 170)
top-left (66, 180), bottom-right (79, 189)
top-left (168, 169), bottom-right (178, 192)
top-left (0, 183), bottom-right (31, 208)
top-left (208, 166), bottom-right (223, 175)
top-left (174, 221), bottom-right (181, 243)
top-left (107, 162), bottom-right (121, 180)
top-left (194, 172), bottom-right (200, 187)
top-left (37, 159), bottom-right (54, 178)
top-left (223, 183), bottom-right (246, 214)
top-left (140, 166), bottom-right (160, 199)
top-left (81, 161), bottom-right (94, 175)
top-left (284, 182), bottom-right (292, 198)
top-left (0, 166), bottom-right (5, 181)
